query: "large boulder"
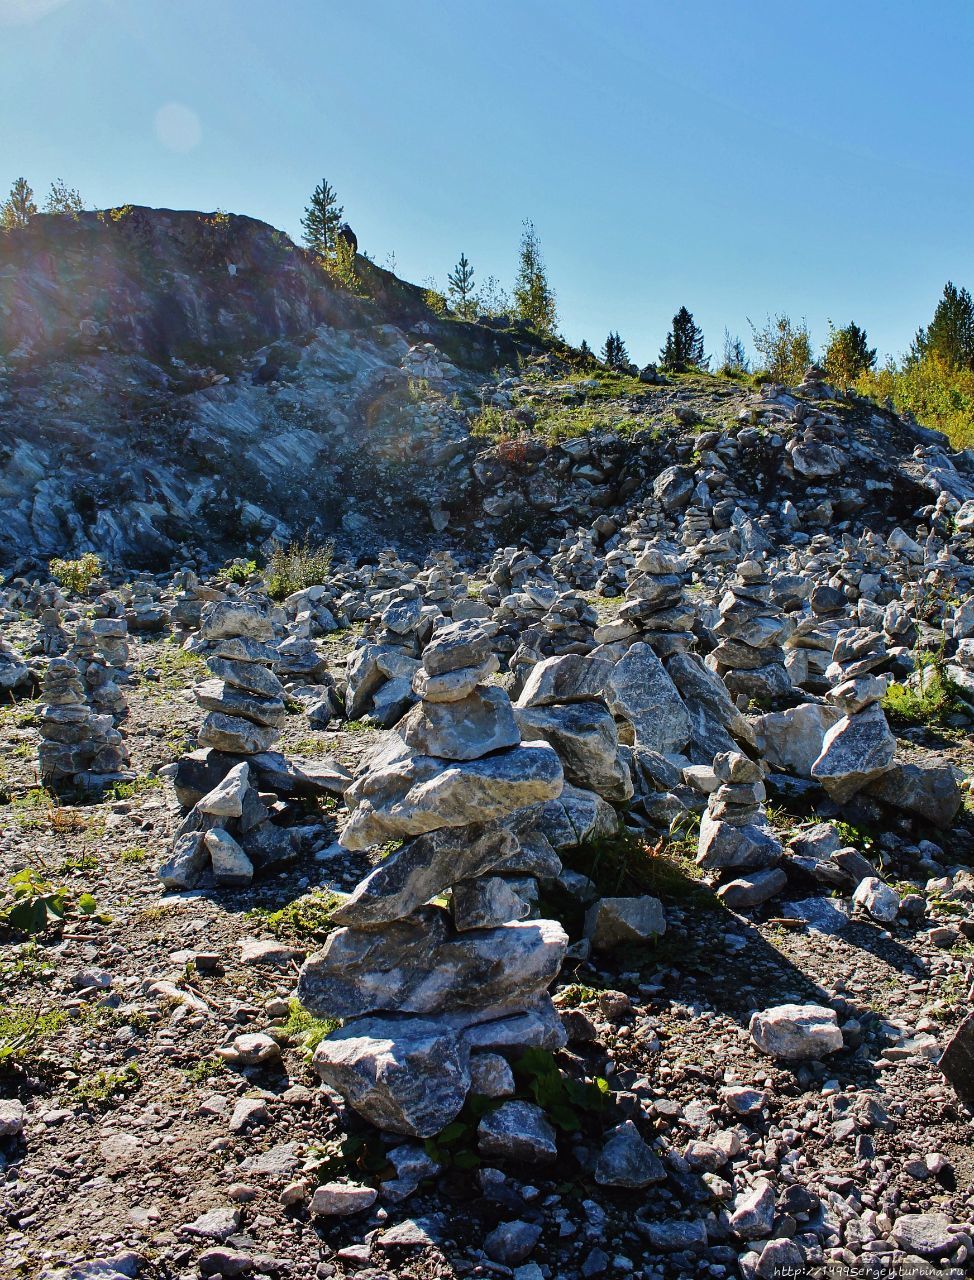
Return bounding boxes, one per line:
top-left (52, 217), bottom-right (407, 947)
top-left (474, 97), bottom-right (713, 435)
top-left (312, 1016), bottom-right (471, 1137)
top-left (332, 823), bottom-right (519, 928)
top-left (515, 702), bottom-right (632, 801)
top-left (608, 643), bottom-right (690, 754)
top-left (810, 704), bottom-right (896, 802)
top-left (297, 910), bottom-right (568, 1019)
top-left (751, 703), bottom-right (843, 777)
top-left (341, 740), bottom-right (564, 850)
top-left (864, 761), bottom-right (962, 828)
top-left (395, 687), bottom-right (520, 761)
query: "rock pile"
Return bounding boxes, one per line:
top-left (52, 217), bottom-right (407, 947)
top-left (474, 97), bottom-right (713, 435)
top-left (68, 621), bottom-right (128, 721)
top-left (697, 751), bottom-right (784, 907)
top-left (708, 558), bottom-right (792, 705)
top-left (298, 620), bottom-right (568, 1137)
top-left (195, 602), bottom-right (286, 756)
top-left (37, 656), bottom-right (132, 790)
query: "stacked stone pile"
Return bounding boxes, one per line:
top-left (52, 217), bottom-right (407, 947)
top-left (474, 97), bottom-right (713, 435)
top-left (168, 569), bottom-right (215, 635)
top-left (125, 576), bottom-right (168, 631)
top-left (499, 585), bottom-right (599, 685)
top-left (785, 583), bottom-right (849, 694)
top-left (810, 656), bottom-right (895, 805)
top-left (89, 593), bottom-right (131, 671)
top-left (35, 606), bottom-right (69, 657)
top-left (601, 545), bottom-right (695, 655)
top-left (297, 619), bottom-right (568, 1137)
top-left (550, 526), bottom-right (601, 589)
top-left (192, 601), bottom-right (287, 757)
top-left (0, 635), bottom-right (29, 691)
top-left (697, 751), bottom-right (784, 908)
top-left (344, 587), bottom-right (447, 726)
top-left (68, 621), bottom-right (128, 721)
top-left (707, 558), bottom-right (793, 704)
top-left (37, 656), bottom-right (132, 790)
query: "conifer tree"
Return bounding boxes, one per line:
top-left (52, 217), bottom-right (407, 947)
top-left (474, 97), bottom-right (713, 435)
top-left (822, 321), bottom-right (876, 385)
top-left (301, 179), bottom-right (343, 256)
top-left (447, 253), bottom-right (476, 319)
top-left (659, 307), bottom-right (705, 372)
top-left (601, 331), bottom-right (629, 371)
top-left (1, 177), bottom-right (37, 230)
top-left (512, 219), bottom-right (557, 336)
top-left (914, 282), bottom-right (974, 371)
top-left (579, 339), bottom-right (593, 360)
top-left (44, 178), bottom-right (84, 215)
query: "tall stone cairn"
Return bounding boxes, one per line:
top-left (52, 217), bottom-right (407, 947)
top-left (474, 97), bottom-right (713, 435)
top-left (297, 620), bottom-right (568, 1138)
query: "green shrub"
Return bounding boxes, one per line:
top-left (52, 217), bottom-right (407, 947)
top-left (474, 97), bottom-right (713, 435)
top-left (265, 538), bottom-right (334, 601)
top-left (222, 558), bottom-right (257, 584)
top-left (883, 661), bottom-right (962, 725)
top-left (49, 552), bottom-right (102, 595)
top-left (858, 353), bottom-right (974, 450)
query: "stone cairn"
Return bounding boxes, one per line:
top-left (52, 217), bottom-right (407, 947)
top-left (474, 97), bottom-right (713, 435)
top-left (126, 577), bottom-right (168, 632)
top-left (89, 592), bottom-right (131, 670)
top-left (810, 630), bottom-right (896, 804)
top-left (195, 601), bottom-right (286, 757)
top-left (608, 545), bottom-right (695, 656)
top-left (37, 656), bottom-right (132, 790)
top-left (159, 600), bottom-right (350, 890)
top-left (696, 750), bottom-right (785, 909)
top-left (36, 605), bottom-right (69, 657)
top-left (297, 620), bottom-right (568, 1138)
top-left (68, 621), bottom-right (128, 722)
top-left (708, 558), bottom-right (793, 705)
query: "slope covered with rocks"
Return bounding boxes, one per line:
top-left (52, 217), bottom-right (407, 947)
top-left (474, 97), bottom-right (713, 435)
top-left (2, 208), bottom-right (974, 1280)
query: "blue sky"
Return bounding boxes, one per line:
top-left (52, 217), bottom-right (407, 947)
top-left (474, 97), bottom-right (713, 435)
top-left (3, 0), bottom-right (972, 365)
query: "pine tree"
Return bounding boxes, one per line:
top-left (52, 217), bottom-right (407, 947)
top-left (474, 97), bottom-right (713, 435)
top-left (1, 177), bottom-right (38, 231)
top-left (920, 282), bottom-right (974, 370)
top-left (578, 339), bottom-right (593, 360)
top-left (512, 219), bottom-right (557, 336)
top-left (44, 178), bottom-right (84, 215)
top-left (447, 253), bottom-right (476, 320)
top-left (659, 307), bottom-right (705, 372)
top-left (822, 321), bottom-right (877, 385)
top-left (301, 179), bottom-right (343, 256)
top-left (601, 332), bottom-right (629, 371)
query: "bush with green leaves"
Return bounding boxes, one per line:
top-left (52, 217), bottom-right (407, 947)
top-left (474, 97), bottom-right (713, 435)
top-left (264, 538), bottom-right (334, 601)
top-left (883, 658), bottom-right (963, 726)
top-left (2, 869), bottom-right (97, 935)
top-left (221, 558), bottom-right (257, 584)
top-left (48, 552), bottom-right (102, 595)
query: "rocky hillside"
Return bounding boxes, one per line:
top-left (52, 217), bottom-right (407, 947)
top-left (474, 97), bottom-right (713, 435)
top-left (0, 208), bottom-right (546, 569)
top-left (4, 207), bottom-right (974, 578)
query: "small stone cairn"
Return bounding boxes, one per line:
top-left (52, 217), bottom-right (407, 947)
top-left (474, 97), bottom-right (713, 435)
top-left (708, 558), bottom-right (792, 704)
top-left (37, 656), bottom-right (132, 790)
top-left (697, 750), bottom-right (783, 891)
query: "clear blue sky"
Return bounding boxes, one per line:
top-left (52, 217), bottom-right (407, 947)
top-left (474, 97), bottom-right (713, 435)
top-left (3, 0), bottom-right (972, 366)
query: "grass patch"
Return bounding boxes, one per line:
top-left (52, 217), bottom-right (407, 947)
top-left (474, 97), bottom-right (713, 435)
top-left (72, 1062), bottom-right (141, 1110)
top-left (283, 998), bottom-right (339, 1056)
top-left (253, 889), bottom-right (343, 942)
top-left (883, 660), bottom-right (965, 726)
top-left (0, 1005), bottom-right (67, 1066)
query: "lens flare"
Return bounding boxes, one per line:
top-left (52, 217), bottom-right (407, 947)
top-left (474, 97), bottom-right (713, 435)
top-left (153, 102), bottom-right (202, 153)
